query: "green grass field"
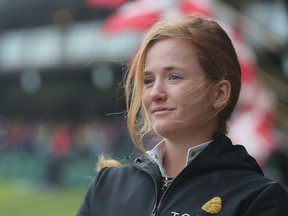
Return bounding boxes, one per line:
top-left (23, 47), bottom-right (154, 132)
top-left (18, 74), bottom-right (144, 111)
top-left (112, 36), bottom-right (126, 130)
top-left (0, 181), bottom-right (88, 216)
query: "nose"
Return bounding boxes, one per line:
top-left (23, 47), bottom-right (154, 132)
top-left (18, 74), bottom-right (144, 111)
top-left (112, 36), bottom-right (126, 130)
top-left (150, 80), bottom-right (167, 102)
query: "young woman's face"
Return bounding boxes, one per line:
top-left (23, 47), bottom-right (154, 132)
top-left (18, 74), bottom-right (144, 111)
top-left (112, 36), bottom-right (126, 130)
top-left (142, 38), bottom-right (215, 139)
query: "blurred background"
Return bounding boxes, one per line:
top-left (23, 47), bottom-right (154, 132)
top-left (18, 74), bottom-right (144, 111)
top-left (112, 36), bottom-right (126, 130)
top-left (0, 0), bottom-right (287, 215)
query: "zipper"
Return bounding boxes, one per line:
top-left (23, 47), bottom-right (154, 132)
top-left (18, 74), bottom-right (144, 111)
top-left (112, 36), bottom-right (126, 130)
top-left (151, 176), bottom-right (174, 216)
top-left (150, 145), bottom-right (212, 216)
top-left (126, 156), bottom-right (161, 216)
top-left (163, 176), bottom-right (173, 188)
top-left (151, 179), bottom-right (170, 216)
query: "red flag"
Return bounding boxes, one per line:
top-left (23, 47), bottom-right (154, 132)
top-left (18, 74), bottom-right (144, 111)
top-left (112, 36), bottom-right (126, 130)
top-left (179, 0), bottom-right (212, 16)
top-left (102, 10), bottom-right (159, 34)
top-left (101, 0), bottom-right (177, 35)
top-left (86, 0), bottom-right (126, 8)
top-left (101, 0), bottom-right (214, 35)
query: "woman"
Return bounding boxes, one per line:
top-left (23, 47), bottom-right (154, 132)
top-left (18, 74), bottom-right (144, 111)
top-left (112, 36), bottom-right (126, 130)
top-left (77, 14), bottom-right (288, 216)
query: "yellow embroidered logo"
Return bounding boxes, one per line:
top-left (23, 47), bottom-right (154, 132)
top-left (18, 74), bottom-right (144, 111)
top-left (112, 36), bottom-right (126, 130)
top-left (201, 196), bottom-right (222, 214)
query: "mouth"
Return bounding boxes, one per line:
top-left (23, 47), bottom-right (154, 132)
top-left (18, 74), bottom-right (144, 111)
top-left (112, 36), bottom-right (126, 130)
top-left (152, 107), bottom-right (175, 114)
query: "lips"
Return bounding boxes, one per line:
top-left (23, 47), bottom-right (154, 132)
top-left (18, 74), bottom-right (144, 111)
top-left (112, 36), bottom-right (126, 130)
top-left (152, 106), bottom-right (175, 114)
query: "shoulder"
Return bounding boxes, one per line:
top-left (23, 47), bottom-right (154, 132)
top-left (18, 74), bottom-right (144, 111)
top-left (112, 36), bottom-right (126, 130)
top-left (96, 154), bottom-right (122, 171)
top-left (243, 181), bottom-right (288, 215)
top-left (93, 155), bottom-right (144, 183)
top-left (92, 161), bottom-right (148, 186)
top-left (258, 181), bottom-right (288, 198)
top-left (90, 155), bottom-right (158, 189)
top-left (94, 164), bottom-right (135, 182)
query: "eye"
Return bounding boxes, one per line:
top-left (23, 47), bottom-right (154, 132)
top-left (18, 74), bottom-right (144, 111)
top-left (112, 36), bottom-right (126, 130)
top-left (143, 77), bottom-right (154, 85)
top-left (169, 74), bottom-right (182, 80)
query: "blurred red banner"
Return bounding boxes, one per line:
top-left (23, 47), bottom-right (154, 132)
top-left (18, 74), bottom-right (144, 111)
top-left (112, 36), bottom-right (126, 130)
top-left (101, 0), bottom-right (212, 35)
top-left (101, 0), bottom-right (168, 34)
top-left (86, 0), bottom-right (126, 8)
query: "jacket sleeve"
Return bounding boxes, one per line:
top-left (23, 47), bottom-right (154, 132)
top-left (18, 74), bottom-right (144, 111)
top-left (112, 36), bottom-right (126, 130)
top-left (76, 171), bottom-right (103, 216)
top-left (243, 182), bottom-right (288, 216)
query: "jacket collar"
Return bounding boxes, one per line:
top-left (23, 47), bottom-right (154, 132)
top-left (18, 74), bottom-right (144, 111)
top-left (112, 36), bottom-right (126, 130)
top-left (127, 132), bottom-right (263, 179)
top-left (147, 140), bottom-right (212, 177)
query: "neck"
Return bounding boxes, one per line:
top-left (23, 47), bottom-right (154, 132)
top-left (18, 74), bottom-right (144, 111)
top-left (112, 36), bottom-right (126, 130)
top-left (162, 125), bottom-right (215, 178)
top-left (162, 143), bottom-right (187, 178)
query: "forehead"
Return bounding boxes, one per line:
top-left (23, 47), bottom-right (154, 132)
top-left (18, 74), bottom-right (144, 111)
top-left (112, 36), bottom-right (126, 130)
top-left (146, 38), bottom-right (194, 58)
top-left (144, 38), bottom-right (203, 75)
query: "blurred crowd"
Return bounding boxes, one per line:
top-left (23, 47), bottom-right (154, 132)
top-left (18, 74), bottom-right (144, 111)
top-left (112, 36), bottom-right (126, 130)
top-left (0, 116), bottom-right (133, 186)
top-left (0, 116), bottom-right (131, 158)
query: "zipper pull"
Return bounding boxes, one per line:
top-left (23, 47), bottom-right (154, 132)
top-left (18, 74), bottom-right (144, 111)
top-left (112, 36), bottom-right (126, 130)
top-left (151, 209), bottom-right (157, 216)
top-left (163, 176), bottom-right (173, 188)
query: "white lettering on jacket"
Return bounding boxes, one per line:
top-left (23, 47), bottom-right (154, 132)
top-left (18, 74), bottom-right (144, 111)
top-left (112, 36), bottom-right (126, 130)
top-left (171, 212), bottom-right (191, 216)
top-left (171, 212), bottom-right (199, 216)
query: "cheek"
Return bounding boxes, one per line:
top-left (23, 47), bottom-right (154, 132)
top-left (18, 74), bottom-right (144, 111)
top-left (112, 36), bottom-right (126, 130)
top-left (177, 82), bottom-right (210, 106)
top-left (179, 91), bottom-right (212, 118)
top-left (174, 89), bottom-right (198, 107)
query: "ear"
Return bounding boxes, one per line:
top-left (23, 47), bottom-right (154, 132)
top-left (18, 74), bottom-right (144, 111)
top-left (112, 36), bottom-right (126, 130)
top-left (212, 80), bottom-right (231, 110)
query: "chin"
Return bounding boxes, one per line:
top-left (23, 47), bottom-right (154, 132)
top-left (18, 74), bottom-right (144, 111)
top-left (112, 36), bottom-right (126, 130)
top-left (153, 124), bottom-right (177, 138)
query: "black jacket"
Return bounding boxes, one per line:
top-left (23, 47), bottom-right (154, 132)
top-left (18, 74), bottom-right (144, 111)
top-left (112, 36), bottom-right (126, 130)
top-left (77, 133), bottom-right (288, 216)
